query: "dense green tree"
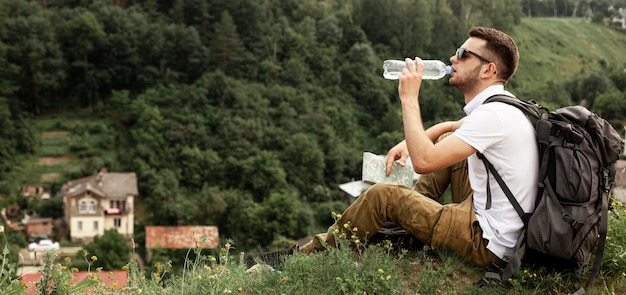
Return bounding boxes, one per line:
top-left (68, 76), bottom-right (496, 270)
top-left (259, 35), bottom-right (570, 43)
top-left (251, 190), bottom-right (305, 246)
top-left (140, 168), bottom-right (193, 225)
top-left (235, 151), bottom-right (288, 202)
top-left (210, 11), bottom-right (246, 77)
top-left (2, 0), bottom-right (65, 114)
top-left (90, 4), bottom-right (164, 92)
top-left (169, 0), bottom-right (184, 23)
top-left (81, 229), bottom-right (132, 270)
top-left (608, 66), bottom-right (626, 92)
top-left (189, 185), bottom-right (228, 226)
top-left (518, 80), bottom-right (573, 109)
top-left (215, 189), bottom-right (260, 249)
top-left (178, 146), bottom-right (221, 188)
top-left (571, 72), bottom-right (613, 108)
top-left (353, 0), bottom-right (432, 56)
top-left (59, 11), bottom-right (106, 108)
top-left (478, 0), bottom-right (524, 31)
top-left (160, 24), bottom-right (210, 84)
top-left (182, 0), bottom-right (213, 46)
top-left (0, 98), bottom-right (15, 178)
top-left (0, 41), bottom-right (18, 98)
top-left (34, 196), bottom-right (64, 220)
top-left (592, 89), bottom-right (626, 121)
top-left (280, 133), bottom-right (325, 196)
top-left (426, 0), bottom-right (465, 55)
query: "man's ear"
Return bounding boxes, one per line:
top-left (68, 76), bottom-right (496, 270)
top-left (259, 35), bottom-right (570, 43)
top-left (487, 63), bottom-right (497, 75)
top-left (481, 63), bottom-right (498, 80)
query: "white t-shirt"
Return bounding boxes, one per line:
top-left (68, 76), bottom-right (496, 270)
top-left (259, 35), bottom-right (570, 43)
top-left (453, 85), bottom-right (538, 262)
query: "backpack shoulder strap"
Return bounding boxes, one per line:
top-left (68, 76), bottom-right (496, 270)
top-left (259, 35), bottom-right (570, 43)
top-left (476, 95), bottom-right (540, 285)
top-left (475, 152), bottom-right (529, 225)
top-left (483, 95), bottom-right (543, 121)
top-left (479, 94), bottom-right (538, 224)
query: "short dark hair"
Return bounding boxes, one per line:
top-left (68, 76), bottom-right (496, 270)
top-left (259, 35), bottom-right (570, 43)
top-left (468, 27), bottom-right (519, 83)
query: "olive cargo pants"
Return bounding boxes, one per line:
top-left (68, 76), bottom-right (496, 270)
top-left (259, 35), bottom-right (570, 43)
top-left (300, 157), bottom-right (504, 268)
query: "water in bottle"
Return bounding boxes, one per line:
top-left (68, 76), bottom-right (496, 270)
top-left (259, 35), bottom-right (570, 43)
top-left (383, 59), bottom-right (452, 80)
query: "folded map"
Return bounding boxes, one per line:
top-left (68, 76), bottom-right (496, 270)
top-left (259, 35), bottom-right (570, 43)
top-left (361, 152), bottom-right (416, 188)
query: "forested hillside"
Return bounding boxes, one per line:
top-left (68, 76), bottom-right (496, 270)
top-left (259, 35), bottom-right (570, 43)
top-left (1, 0), bottom-right (625, 254)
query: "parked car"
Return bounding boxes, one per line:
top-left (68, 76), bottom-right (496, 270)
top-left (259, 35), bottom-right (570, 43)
top-left (28, 234), bottom-right (50, 243)
top-left (28, 239), bottom-right (60, 252)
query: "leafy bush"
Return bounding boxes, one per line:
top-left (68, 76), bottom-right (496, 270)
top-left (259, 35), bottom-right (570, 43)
top-left (80, 229), bottom-right (132, 270)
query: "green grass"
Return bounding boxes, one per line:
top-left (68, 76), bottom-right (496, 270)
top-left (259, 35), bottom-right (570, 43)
top-left (3, 206), bottom-right (625, 295)
top-left (509, 18), bottom-right (626, 93)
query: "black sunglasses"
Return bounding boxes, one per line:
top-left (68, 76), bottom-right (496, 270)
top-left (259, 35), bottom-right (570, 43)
top-left (456, 47), bottom-right (491, 63)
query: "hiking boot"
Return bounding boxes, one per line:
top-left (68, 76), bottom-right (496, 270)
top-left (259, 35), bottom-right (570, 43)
top-left (369, 222), bottom-right (425, 251)
top-left (245, 244), bottom-right (299, 270)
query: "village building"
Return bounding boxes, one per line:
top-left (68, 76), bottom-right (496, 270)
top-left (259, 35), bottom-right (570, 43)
top-left (62, 169), bottom-right (137, 242)
top-left (21, 216), bottom-right (54, 238)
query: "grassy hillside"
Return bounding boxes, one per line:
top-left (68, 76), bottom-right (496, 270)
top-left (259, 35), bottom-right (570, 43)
top-left (509, 18), bottom-right (626, 92)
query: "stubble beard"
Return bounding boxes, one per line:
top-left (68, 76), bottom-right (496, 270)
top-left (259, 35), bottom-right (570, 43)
top-left (450, 64), bottom-right (482, 94)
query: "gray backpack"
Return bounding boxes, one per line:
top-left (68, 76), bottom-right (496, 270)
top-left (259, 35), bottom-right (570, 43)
top-left (478, 95), bottom-right (624, 294)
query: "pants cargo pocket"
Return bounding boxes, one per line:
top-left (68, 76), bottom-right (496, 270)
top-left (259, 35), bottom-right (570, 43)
top-left (431, 197), bottom-right (492, 267)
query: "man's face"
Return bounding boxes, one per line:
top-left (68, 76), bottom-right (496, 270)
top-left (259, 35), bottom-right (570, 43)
top-left (449, 37), bottom-right (490, 92)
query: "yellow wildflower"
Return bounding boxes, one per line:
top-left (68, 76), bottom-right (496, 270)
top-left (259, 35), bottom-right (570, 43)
top-left (378, 269), bottom-right (384, 273)
top-left (343, 223), bottom-right (349, 229)
top-left (91, 255), bottom-right (98, 261)
top-left (122, 265), bottom-right (128, 271)
top-left (61, 266), bottom-right (67, 271)
top-left (352, 227), bottom-right (358, 232)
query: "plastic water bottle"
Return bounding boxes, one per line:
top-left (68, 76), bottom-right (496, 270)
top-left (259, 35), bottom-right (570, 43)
top-left (382, 59), bottom-right (452, 80)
